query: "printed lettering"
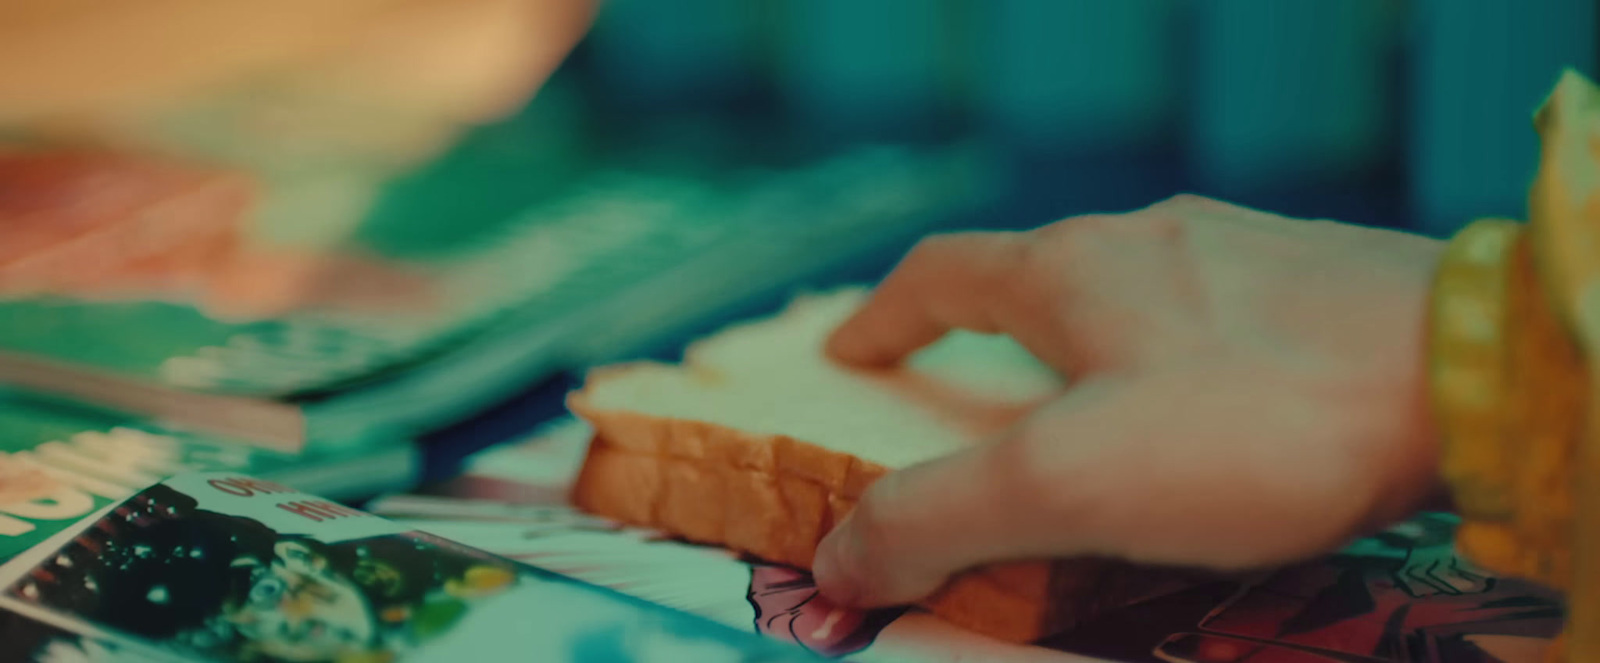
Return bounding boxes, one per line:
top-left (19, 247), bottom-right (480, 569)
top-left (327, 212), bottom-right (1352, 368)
top-left (209, 478), bottom-right (254, 497)
top-left (2, 488), bottom-right (95, 520)
top-left (275, 500), bottom-right (371, 523)
top-left (71, 429), bottom-right (188, 477)
top-left (37, 441), bottom-right (161, 489)
top-left (10, 452), bottom-right (129, 500)
top-left (0, 514), bottom-right (34, 537)
top-left (208, 477), bottom-right (295, 497)
top-left (277, 501), bottom-right (338, 522)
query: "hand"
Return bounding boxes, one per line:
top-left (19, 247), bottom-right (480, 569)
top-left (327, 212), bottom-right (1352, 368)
top-left (812, 195), bottom-right (1446, 608)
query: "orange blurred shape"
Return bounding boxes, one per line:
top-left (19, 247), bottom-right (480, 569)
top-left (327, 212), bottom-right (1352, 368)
top-left (0, 149), bottom-right (437, 321)
top-left (0, 0), bottom-right (597, 128)
top-left (0, 149), bottom-right (252, 298)
top-left (0, 455), bottom-right (65, 505)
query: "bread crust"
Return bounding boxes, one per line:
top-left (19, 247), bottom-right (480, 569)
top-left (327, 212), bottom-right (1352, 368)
top-left (568, 385), bottom-right (1198, 643)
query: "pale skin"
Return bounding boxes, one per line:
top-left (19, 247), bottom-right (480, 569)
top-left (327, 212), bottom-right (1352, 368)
top-left (812, 194), bottom-right (1447, 608)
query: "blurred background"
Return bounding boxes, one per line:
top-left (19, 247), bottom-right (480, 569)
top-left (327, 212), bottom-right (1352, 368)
top-left (0, 0), bottom-right (1596, 489)
top-left (567, 0), bottom-right (1595, 236)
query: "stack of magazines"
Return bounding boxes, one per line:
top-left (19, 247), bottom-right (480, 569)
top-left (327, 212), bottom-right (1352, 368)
top-left (0, 415), bottom-right (1565, 662)
top-left (0, 87), bottom-right (997, 467)
top-left (0, 86), bottom-right (1005, 663)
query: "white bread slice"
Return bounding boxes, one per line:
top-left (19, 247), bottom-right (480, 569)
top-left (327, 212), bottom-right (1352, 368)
top-left (567, 288), bottom-right (1192, 642)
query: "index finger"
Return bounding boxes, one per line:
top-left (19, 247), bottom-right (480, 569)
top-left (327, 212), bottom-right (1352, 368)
top-left (825, 230), bottom-right (1074, 370)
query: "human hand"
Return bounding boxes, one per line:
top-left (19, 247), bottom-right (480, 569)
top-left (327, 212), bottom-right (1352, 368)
top-left (812, 195), bottom-right (1446, 608)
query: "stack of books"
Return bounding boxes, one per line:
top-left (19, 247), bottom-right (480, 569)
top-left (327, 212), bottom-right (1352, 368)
top-left (0, 86), bottom-right (998, 484)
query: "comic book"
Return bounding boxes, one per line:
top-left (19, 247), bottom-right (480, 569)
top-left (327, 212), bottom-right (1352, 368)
top-left (0, 392), bottom-right (418, 567)
top-left (0, 471), bottom-right (825, 663)
top-left (366, 418), bottom-right (1568, 663)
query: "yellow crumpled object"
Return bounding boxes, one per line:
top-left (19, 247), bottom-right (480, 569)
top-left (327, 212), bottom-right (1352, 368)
top-left (1432, 68), bottom-right (1600, 663)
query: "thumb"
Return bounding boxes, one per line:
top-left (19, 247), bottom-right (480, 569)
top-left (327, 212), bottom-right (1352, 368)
top-left (813, 365), bottom-right (1394, 609)
top-left (811, 380), bottom-right (1128, 608)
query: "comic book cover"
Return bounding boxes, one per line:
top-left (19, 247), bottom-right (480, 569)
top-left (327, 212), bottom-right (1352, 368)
top-left (0, 471), bottom-right (825, 663)
top-left (367, 418), bottom-right (1568, 663)
top-left (0, 394), bottom-right (416, 565)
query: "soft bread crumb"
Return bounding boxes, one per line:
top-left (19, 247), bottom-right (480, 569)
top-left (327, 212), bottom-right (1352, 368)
top-left (579, 287), bottom-right (1063, 468)
top-left (566, 288), bottom-right (1171, 643)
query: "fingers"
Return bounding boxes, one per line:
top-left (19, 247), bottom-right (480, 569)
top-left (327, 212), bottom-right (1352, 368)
top-left (825, 231), bottom-right (1052, 368)
top-left (810, 443), bottom-right (1036, 608)
top-left (811, 382), bottom-right (1123, 608)
top-left (811, 365), bottom-right (1381, 609)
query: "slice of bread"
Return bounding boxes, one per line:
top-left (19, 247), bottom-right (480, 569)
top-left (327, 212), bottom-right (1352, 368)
top-left (567, 287), bottom-right (1190, 642)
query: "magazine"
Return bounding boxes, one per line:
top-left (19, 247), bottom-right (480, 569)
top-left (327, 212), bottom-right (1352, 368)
top-left (370, 418), bottom-right (1565, 663)
top-left (0, 472), bottom-right (822, 663)
top-left (0, 393), bottom-right (416, 566)
top-left (0, 138), bottom-right (990, 453)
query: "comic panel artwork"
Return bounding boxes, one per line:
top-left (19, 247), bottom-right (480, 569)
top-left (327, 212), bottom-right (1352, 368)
top-left (371, 497), bottom-right (913, 662)
top-left (376, 497), bottom-right (1565, 663)
top-left (378, 420), bottom-right (1568, 663)
top-left (1046, 513), bottom-right (1564, 663)
top-left (0, 473), bottom-right (822, 663)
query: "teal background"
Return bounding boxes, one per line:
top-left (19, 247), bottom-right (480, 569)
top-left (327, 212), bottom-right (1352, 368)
top-left (571, 0), bottom-right (1597, 236)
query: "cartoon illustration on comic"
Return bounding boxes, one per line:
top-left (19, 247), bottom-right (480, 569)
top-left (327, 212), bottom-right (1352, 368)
top-left (0, 472), bottom-right (830, 663)
top-left (745, 562), bottom-right (907, 657)
top-left (1145, 513), bottom-right (1563, 663)
top-left (3, 481), bottom-right (521, 663)
top-left (373, 418), bottom-right (1569, 663)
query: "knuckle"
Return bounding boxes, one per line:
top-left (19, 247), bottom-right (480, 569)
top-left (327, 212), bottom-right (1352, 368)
top-left (1021, 217), bottom-right (1104, 283)
top-left (1148, 193), bottom-right (1227, 213)
top-left (1005, 245), bottom-right (1057, 309)
top-left (1016, 222), bottom-right (1077, 267)
top-left (912, 229), bottom-right (1035, 287)
top-left (894, 232), bottom-right (982, 281)
top-left (1036, 212), bottom-right (1115, 249)
top-left (906, 231), bottom-right (976, 261)
top-left (1153, 193), bottom-right (1210, 209)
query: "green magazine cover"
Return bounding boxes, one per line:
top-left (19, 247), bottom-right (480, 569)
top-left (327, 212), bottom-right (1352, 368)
top-left (0, 394), bottom-right (416, 564)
